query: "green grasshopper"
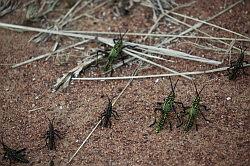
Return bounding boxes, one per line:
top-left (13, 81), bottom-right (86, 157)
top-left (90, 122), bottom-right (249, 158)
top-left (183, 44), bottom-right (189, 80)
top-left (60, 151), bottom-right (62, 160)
top-left (182, 83), bottom-right (211, 131)
top-left (150, 77), bottom-right (184, 133)
top-left (96, 29), bottom-right (133, 76)
top-left (227, 46), bottom-right (248, 80)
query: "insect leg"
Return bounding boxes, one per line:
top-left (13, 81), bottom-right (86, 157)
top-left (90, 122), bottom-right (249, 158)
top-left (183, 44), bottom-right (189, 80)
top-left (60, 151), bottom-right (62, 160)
top-left (16, 148), bottom-right (27, 153)
top-left (113, 38), bottom-right (119, 44)
top-left (154, 107), bottom-right (162, 111)
top-left (200, 111), bottom-right (211, 123)
top-left (45, 137), bottom-right (49, 148)
top-left (149, 119), bottom-right (156, 127)
top-left (112, 110), bottom-right (119, 119)
top-left (122, 45), bottom-right (138, 50)
top-left (195, 124), bottom-right (198, 131)
top-left (156, 102), bottom-right (163, 105)
top-left (96, 50), bottom-right (109, 67)
top-left (200, 105), bottom-right (210, 111)
top-left (242, 67), bottom-right (248, 75)
top-left (243, 61), bottom-right (248, 64)
top-left (150, 107), bottom-right (161, 127)
top-left (108, 119), bottom-right (112, 128)
top-left (173, 105), bottom-right (183, 128)
top-left (169, 121), bottom-right (172, 131)
top-left (174, 101), bottom-right (185, 110)
top-left (109, 67), bottom-right (114, 76)
top-left (54, 131), bottom-right (62, 139)
top-left (230, 61), bottom-right (237, 67)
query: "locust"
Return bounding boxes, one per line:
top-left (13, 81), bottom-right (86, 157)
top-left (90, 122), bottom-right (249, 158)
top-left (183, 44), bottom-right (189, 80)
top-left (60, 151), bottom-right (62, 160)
top-left (227, 46), bottom-right (249, 80)
top-left (44, 118), bottom-right (62, 150)
top-left (150, 77), bottom-right (184, 133)
top-left (182, 83), bottom-right (211, 131)
top-left (99, 95), bottom-right (119, 128)
top-left (96, 29), bottom-right (133, 76)
top-left (1, 137), bottom-right (29, 165)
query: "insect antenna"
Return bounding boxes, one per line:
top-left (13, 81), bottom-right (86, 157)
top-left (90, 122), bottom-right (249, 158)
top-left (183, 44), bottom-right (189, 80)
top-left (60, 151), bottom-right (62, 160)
top-left (173, 79), bottom-right (179, 92)
top-left (193, 82), bottom-right (199, 97)
top-left (169, 77), bottom-right (179, 94)
top-left (169, 77), bottom-right (174, 93)
top-left (198, 84), bottom-right (206, 96)
top-left (240, 46), bottom-right (247, 57)
top-left (120, 29), bottom-right (128, 41)
top-left (106, 94), bottom-right (111, 103)
top-left (193, 81), bottom-right (207, 96)
top-left (48, 117), bottom-right (55, 124)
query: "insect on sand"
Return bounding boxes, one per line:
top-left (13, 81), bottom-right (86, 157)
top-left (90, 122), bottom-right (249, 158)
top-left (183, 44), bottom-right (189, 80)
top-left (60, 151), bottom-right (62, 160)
top-left (227, 46), bottom-right (249, 80)
top-left (1, 137), bottom-right (29, 165)
top-left (150, 77), bottom-right (184, 133)
top-left (96, 29), bottom-right (135, 76)
top-left (99, 95), bottom-right (119, 128)
top-left (44, 118), bottom-right (62, 150)
top-left (181, 82), bottom-right (211, 131)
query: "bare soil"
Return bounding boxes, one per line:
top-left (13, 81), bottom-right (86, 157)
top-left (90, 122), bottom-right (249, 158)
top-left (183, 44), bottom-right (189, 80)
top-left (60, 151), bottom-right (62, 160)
top-left (0, 0), bottom-right (249, 166)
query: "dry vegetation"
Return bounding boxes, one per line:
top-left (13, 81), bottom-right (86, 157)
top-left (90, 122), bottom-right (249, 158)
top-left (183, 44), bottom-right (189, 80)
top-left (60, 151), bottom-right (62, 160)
top-left (0, 0), bottom-right (249, 165)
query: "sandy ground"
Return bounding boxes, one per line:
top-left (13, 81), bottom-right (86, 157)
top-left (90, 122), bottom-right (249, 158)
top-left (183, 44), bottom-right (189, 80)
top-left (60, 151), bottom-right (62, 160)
top-left (0, 0), bottom-right (249, 165)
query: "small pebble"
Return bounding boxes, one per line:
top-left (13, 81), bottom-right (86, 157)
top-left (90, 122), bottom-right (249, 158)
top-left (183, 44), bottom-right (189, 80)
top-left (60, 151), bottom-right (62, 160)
top-left (226, 97), bottom-right (231, 101)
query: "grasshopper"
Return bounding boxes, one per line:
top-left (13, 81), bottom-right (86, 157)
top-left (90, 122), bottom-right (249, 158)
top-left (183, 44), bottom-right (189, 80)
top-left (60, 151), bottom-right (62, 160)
top-left (44, 118), bottom-right (62, 150)
top-left (150, 77), bottom-right (184, 133)
top-left (99, 95), bottom-right (119, 128)
top-left (182, 83), bottom-right (211, 131)
top-left (96, 29), bottom-right (133, 76)
top-left (227, 46), bottom-right (249, 80)
top-left (1, 137), bottom-right (29, 165)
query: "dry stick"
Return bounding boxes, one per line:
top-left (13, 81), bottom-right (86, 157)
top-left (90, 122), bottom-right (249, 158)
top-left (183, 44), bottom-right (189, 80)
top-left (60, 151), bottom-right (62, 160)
top-left (224, 40), bottom-right (236, 64)
top-left (0, 23), bottom-right (220, 79)
top-left (156, 0), bottom-right (165, 14)
top-left (181, 41), bottom-right (228, 52)
top-left (28, 107), bottom-right (45, 113)
top-left (123, 49), bottom-right (192, 79)
top-left (124, 41), bottom-right (221, 64)
top-left (161, 0), bottom-right (242, 44)
top-left (63, 30), bottom-right (250, 42)
top-left (162, 0), bottom-right (244, 51)
top-left (32, 0), bottom-right (90, 43)
top-left (0, 23), bottom-right (183, 74)
top-left (12, 40), bottom-right (89, 68)
top-left (67, 66), bottom-right (141, 164)
top-left (60, 0), bottom-right (83, 23)
top-left (70, 1), bottom-right (108, 23)
top-left (167, 0), bottom-right (243, 42)
top-left (142, 14), bottom-right (164, 41)
top-left (171, 10), bottom-right (249, 40)
top-left (72, 64), bottom-right (250, 81)
top-left (59, 0), bottom-right (93, 28)
top-left (0, 22), bottom-right (239, 64)
top-left (163, 14), bottom-right (246, 54)
top-left (142, 1), bottom-right (191, 42)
